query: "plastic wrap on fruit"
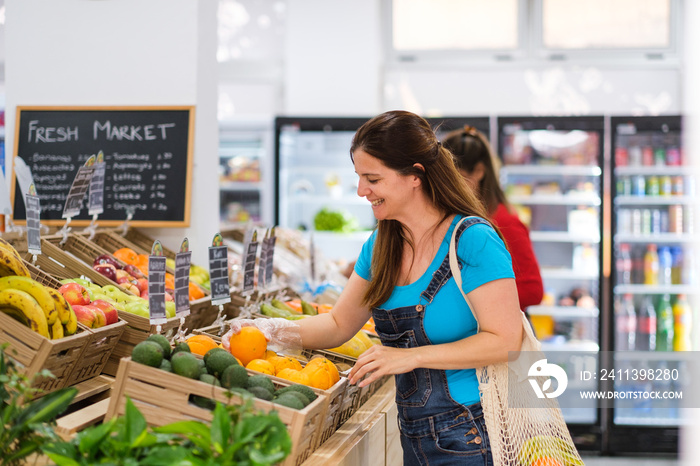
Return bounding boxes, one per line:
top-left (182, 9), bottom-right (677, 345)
top-left (222, 317), bottom-right (302, 354)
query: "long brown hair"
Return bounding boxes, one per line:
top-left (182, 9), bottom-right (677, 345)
top-left (350, 111), bottom-right (494, 309)
top-left (441, 126), bottom-right (509, 214)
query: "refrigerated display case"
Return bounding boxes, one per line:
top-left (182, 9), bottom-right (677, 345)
top-left (497, 116), bottom-right (604, 437)
top-left (609, 115), bottom-right (693, 453)
top-left (219, 117), bottom-right (274, 227)
top-left (274, 116), bottom-right (491, 264)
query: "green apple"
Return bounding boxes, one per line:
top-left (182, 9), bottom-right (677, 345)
top-left (165, 301), bottom-right (176, 318)
top-left (125, 301), bottom-right (150, 318)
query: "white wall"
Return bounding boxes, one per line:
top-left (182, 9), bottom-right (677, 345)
top-left (5, 0), bottom-right (219, 266)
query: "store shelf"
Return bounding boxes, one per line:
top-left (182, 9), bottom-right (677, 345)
top-left (541, 340), bottom-right (600, 352)
top-left (501, 165), bottom-right (601, 176)
top-left (614, 233), bottom-right (699, 244)
top-left (613, 284), bottom-right (699, 295)
top-left (540, 268), bottom-right (599, 280)
top-left (615, 195), bottom-right (696, 206)
top-left (508, 193), bottom-right (601, 206)
top-left (220, 181), bottom-right (264, 191)
top-left (615, 166), bottom-right (689, 176)
top-left (528, 305), bottom-right (599, 318)
top-left (530, 231), bottom-right (600, 243)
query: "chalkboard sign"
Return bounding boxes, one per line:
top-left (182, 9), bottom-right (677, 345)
top-left (12, 106), bottom-right (195, 227)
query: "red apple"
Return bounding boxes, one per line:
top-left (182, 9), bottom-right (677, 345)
top-left (90, 299), bottom-right (118, 325)
top-left (72, 304), bottom-right (97, 327)
top-left (116, 276), bottom-right (132, 285)
top-left (115, 269), bottom-right (134, 281)
top-left (140, 289), bottom-right (148, 299)
top-left (120, 282), bottom-right (141, 296)
top-left (93, 254), bottom-right (122, 270)
top-left (94, 263), bottom-right (118, 282)
top-left (124, 264), bottom-right (145, 279)
top-left (164, 292), bottom-right (174, 302)
top-left (89, 306), bottom-right (107, 328)
top-left (135, 278), bottom-right (149, 295)
top-left (59, 283), bottom-right (91, 306)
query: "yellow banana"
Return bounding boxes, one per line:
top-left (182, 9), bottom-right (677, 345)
top-left (0, 305), bottom-right (31, 326)
top-left (0, 238), bottom-right (24, 261)
top-left (63, 302), bottom-right (78, 335)
top-left (0, 276), bottom-right (57, 325)
top-left (50, 318), bottom-right (64, 340)
top-left (46, 287), bottom-right (72, 325)
top-left (0, 288), bottom-right (49, 337)
top-left (0, 248), bottom-right (31, 278)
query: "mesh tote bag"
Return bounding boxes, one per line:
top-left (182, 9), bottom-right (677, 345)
top-left (449, 217), bottom-right (584, 466)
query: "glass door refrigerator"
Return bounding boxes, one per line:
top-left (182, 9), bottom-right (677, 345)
top-left (497, 116), bottom-right (605, 451)
top-left (274, 116), bottom-right (491, 265)
top-left (609, 115), bottom-right (694, 454)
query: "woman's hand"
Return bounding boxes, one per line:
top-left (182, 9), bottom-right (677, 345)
top-left (348, 344), bottom-right (417, 387)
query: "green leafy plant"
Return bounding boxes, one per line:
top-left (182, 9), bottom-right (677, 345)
top-left (0, 343), bottom-right (78, 466)
top-left (43, 396), bottom-right (292, 466)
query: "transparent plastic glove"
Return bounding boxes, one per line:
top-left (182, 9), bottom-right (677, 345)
top-left (222, 318), bottom-right (302, 354)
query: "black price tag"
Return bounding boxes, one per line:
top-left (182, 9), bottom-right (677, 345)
top-left (147, 241), bottom-right (167, 324)
top-left (25, 188), bottom-right (42, 255)
top-left (88, 151), bottom-right (106, 216)
top-left (265, 229), bottom-right (276, 285)
top-left (63, 155), bottom-right (96, 218)
top-left (208, 233), bottom-right (231, 305)
top-left (242, 231), bottom-right (259, 294)
top-left (257, 230), bottom-right (270, 289)
top-left (174, 238), bottom-right (192, 317)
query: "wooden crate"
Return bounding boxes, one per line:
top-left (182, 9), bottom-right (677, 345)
top-left (107, 358), bottom-right (327, 466)
top-left (0, 231), bottom-right (28, 254)
top-left (0, 308), bottom-right (90, 395)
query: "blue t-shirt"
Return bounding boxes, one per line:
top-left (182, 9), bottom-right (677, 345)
top-left (354, 215), bottom-right (515, 406)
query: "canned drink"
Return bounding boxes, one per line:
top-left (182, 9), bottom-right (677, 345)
top-left (618, 209), bottom-right (632, 234)
top-left (669, 205), bottom-right (683, 234)
top-left (617, 176), bottom-right (632, 196)
top-left (629, 146), bottom-right (642, 166)
top-left (633, 175), bottom-right (646, 196)
top-left (651, 209), bottom-right (662, 234)
top-left (672, 176), bottom-right (684, 196)
top-left (632, 209), bottom-right (642, 236)
top-left (654, 148), bottom-right (666, 166)
top-left (615, 147), bottom-right (629, 167)
top-left (642, 147), bottom-right (654, 166)
top-left (646, 175), bottom-right (659, 196)
top-left (666, 147), bottom-right (681, 165)
top-left (660, 210), bottom-right (669, 233)
top-left (642, 209), bottom-right (652, 235)
top-left (659, 175), bottom-right (672, 196)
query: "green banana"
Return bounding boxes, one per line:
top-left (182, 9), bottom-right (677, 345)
top-left (0, 288), bottom-right (49, 337)
top-left (0, 275), bottom-right (57, 325)
top-left (301, 300), bottom-right (318, 316)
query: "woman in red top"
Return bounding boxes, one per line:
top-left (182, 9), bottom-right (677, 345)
top-left (442, 126), bottom-right (544, 311)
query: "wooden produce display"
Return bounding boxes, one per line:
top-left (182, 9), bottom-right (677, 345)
top-left (107, 357), bottom-right (327, 466)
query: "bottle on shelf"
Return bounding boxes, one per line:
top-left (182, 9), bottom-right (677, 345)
top-left (657, 246), bottom-right (672, 285)
top-left (616, 243), bottom-right (632, 285)
top-left (632, 175), bottom-right (646, 197)
top-left (672, 294), bottom-right (692, 351)
top-left (656, 294), bottom-right (674, 352)
top-left (659, 175), bottom-right (672, 196)
top-left (643, 244), bottom-right (659, 285)
top-left (615, 294), bottom-right (637, 351)
top-left (670, 246), bottom-right (683, 285)
top-left (646, 175), bottom-right (659, 196)
top-left (638, 295), bottom-right (657, 351)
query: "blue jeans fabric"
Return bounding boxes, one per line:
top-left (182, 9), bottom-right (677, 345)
top-left (372, 216), bottom-right (493, 465)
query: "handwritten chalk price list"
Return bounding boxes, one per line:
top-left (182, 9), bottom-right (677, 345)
top-left (208, 233), bottom-right (231, 306)
top-left (174, 238), bottom-right (192, 317)
top-left (147, 241), bottom-right (167, 324)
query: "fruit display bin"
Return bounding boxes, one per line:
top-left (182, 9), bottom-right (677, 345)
top-left (107, 357), bottom-right (327, 466)
top-left (0, 261), bottom-right (92, 395)
top-left (0, 231), bottom-right (28, 254)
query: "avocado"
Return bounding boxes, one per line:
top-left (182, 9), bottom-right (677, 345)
top-left (274, 393), bottom-right (305, 410)
top-left (246, 374), bottom-right (276, 394)
top-left (247, 386), bottom-right (273, 401)
top-left (205, 350), bottom-right (239, 379)
top-left (221, 364), bottom-right (249, 389)
top-left (199, 373), bottom-right (221, 386)
top-left (159, 359), bottom-right (172, 372)
top-left (190, 394), bottom-right (216, 410)
top-left (278, 390), bottom-right (310, 408)
top-left (146, 334), bottom-right (172, 359)
top-left (171, 341), bottom-right (191, 357)
top-left (203, 347), bottom-right (229, 365)
top-left (171, 352), bottom-right (202, 379)
top-left (275, 384), bottom-right (317, 403)
top-left (132, 340), bottom-right (164, 368)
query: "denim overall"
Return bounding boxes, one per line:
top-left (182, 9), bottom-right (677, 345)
top-left (372, 217), bottom-right (493, 466)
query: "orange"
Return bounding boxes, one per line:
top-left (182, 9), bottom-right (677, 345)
top-left (263, 350), bottom-right (277, 360)
top-left (165, 273), bottom-right (175, 289)
top-left (531, 458), bottom-right (564, 466)
top-left (189, 282), bottom-right (205, 301)
top-left (186, 334), bottom-right (218, 356)
top-left (246, 358), bottom-right (276, 375)
top-left (306, 357), bottom-right (340, 385)
top-left (229, 326), bottom-right (267, 366)
top-left (267, 355), bottom-right (302, 373)
top-left (113, 247), bottom-right (139, 265)
top-left (302, 364), bottom-right (334, 390)
top-left (277, 368), bottom-right (311, 385)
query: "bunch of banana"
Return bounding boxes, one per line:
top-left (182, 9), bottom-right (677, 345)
top-left (0, 238), bottom-right (31, 278)
top-left (0, 275), bottom-right (78, 340)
